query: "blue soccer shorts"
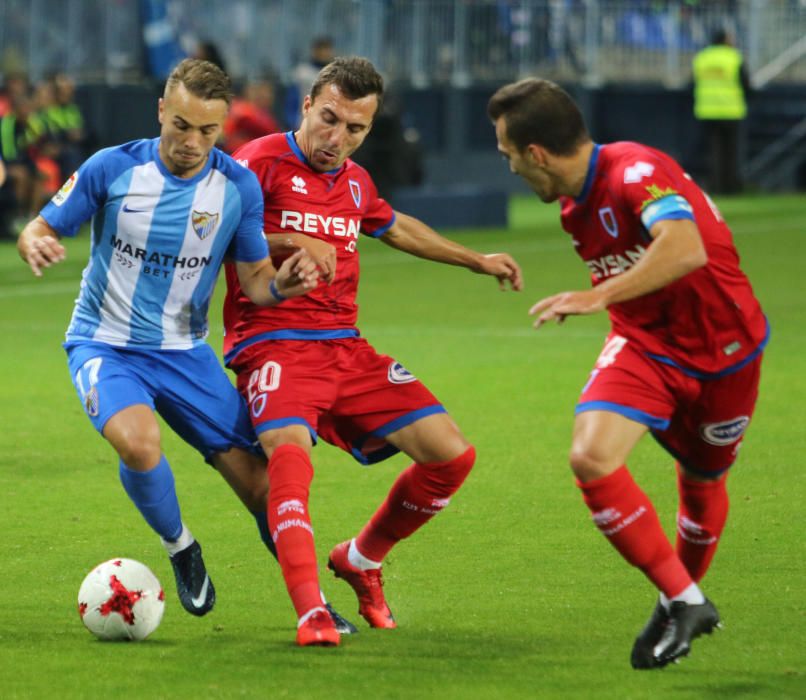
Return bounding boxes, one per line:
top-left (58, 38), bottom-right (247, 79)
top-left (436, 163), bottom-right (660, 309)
top-left (65, 341), bottom-right (259, 462)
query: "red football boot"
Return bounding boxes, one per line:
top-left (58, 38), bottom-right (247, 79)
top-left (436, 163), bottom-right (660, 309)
top-left (327, 541), bottom-right (396, 629)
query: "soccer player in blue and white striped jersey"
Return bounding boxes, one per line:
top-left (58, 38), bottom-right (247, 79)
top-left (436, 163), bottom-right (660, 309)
top-left (17, 59), bottom-right (320, 618)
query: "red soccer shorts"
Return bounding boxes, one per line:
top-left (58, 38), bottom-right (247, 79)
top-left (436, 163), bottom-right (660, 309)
top-left (576, 333), bottom-right (763, 476)
top-left (230, 337), bottom-right (445, 464)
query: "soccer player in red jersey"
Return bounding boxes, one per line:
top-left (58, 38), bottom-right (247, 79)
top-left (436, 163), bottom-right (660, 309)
top-left (224, 57), bottom-right (523, 646)
top-left (488, 79), bottom-right (768, 669)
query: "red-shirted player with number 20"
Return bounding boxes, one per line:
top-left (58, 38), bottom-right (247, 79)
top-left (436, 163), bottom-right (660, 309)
top-left (223, 57), bottom-right (522, 646)
top-left (488, 78), bottom-right (768, 669)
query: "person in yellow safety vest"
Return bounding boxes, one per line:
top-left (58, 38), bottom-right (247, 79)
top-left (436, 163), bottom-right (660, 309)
top-left (692, 28), bottom-right (751, 195)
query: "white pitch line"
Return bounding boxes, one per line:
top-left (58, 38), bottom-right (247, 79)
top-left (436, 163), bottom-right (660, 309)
top-left (0, 281), bottom-right (79, 300)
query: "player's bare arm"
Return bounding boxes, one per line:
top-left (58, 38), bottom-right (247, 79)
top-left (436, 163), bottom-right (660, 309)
top-left (18, 215), bottom-right (67, 277)
top-left (264, 232), bottom-right (337, 283)
top-left (530, 218), bottom-right (707, 328)
top-left (235, 249), bottom-right (321, 306)
top-left (380, 211), bottom-right (523, 291)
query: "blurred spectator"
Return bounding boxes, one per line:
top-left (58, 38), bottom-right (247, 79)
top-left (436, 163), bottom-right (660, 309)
top-left (0, 90), bottom-right (48, 235)
top-left (30, 79), bottom-right (63, 200)
top-left (41, 73), bottom-right (88, 177)
top-left (350, 92), bottom-right (423, 201)
top-left (0, 72), bottom-right (30, 116)
top-left (223, 79), bottom-right (282, 153)
top-left (193, 40), bottom-right (227, 73)
top-left (283, 36), bottom-right (335, 128)
top-left (692, 28), bottom-right (750, 194)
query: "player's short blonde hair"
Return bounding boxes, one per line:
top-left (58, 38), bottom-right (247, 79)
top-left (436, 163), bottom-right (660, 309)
top-left (165, 58), bottom-right (232, 105)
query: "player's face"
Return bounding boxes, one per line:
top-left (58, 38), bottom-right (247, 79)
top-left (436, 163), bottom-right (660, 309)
top-left (297, 83), bottom-right (377, 172)
top-left (158, 82), bottom-right (228, 178)
top-left (495, 116), bottom-right (558, 203)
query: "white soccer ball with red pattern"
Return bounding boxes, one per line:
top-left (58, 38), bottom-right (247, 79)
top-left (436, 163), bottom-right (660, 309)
top-left (78, 558), bottom-right (165, 641)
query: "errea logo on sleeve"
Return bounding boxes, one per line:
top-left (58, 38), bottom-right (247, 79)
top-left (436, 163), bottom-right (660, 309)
top-left (624, 161), bottom-right (655, 184)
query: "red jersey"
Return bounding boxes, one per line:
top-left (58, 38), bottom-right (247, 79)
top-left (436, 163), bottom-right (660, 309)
top-left (223, 131), bottom-right (395, 364)
top-left (560, 142), bottom-right (767, 377)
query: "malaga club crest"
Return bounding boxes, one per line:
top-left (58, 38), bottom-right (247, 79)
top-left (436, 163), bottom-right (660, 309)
top-left (191, 210), bottom-right (220, 240)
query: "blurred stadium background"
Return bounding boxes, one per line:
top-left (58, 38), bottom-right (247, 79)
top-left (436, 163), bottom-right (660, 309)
top-left (1, 0), bottom-right (805, 220)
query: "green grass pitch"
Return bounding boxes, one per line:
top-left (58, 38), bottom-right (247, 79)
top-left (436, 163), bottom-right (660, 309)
top-left (0, 194), bottom-right (803, 698)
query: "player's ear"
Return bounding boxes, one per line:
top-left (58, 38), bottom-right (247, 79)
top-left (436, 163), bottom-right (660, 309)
top-left (158, 97), bottom-right (165, 124)
top-left (526, 143), bottom-right (548, 167)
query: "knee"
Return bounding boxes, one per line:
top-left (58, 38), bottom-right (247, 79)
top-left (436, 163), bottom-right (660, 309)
top-left (426, 444), bottom-right (476, 485)
top-left (115, 427), bottom-right (161, 470)
top-left (266, 443), bottom-right (314, 498)
top-left (568, 443), bottom-right (616, 483)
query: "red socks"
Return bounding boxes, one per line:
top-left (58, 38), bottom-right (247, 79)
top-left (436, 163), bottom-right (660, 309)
top-left (578, 466), bottom-right (692, 598)
top-left (356, 446), bottom-right (476, 563)
top-left (676, 465), bottom-right (729, 582)
top-left (266, 444), bottom-right (322, 618)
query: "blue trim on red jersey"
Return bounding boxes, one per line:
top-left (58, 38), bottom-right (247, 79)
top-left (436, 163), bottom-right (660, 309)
top-left (368, 213), bottom-right (396, 238)
top-left (252, 416), bottom-right (318, 444)
top-left (649, 431), bottom-right (732, 478)
top-left (574, 144), bottom-right (601, 203)
top-left (349, 404), bottom-right (448, 465)
top-left (575, 401), bottom-right (670, 430)
top-left (224, 328), bottom-right (361, 365)
top-left (645, 317), bottom-right (770, 380)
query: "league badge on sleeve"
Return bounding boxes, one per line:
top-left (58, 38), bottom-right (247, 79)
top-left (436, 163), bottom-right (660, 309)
top-left (52, 172), bottom-right (78, 207)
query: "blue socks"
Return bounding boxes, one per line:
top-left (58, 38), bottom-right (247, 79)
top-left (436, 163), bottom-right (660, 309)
top-left (119, 455), bottom-right (183, 542)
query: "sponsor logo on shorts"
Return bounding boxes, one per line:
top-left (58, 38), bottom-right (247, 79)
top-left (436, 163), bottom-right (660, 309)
top-left (251, 393), bottom-right (267, 418)
top-left (700, 416), bottom-right (750, 446)
top-left (84, 386), bottom-right (99, 417)
top-left (388, 361), bottom-right (416, 384)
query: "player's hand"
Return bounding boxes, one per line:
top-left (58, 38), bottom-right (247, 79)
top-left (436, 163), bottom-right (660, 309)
top-left (529, 289), bottom-right (606, 329)
top-left (21, 234), bottom-right (66, 277)
top-left (294, 237), bottom-right (337, 284)
top-left (274, 249), bottom-right (321, 298)
top-left (475, 253), bottom-right (523, 291)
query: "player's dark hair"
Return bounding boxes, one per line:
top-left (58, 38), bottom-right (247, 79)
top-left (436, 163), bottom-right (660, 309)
top-left (487, 78), bottom-right (589, 156)
top-left (310, 56), bottom-right (384, 115)
top-left (165, 58), bottom-right (232, 105)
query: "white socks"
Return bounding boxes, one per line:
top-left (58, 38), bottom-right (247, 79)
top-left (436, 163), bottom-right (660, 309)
top-left (660, 582), bottom-right (706, 610)
top-left (348, 538), bottom-right (382, 571)
top-left (161, 523), bottom-right (194, 556)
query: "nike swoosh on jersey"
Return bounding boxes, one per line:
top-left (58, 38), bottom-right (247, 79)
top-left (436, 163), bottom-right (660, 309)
top-left (191, 575), bottom-right (210, 608)
top-left (122, 203), bottom-right (147, 213)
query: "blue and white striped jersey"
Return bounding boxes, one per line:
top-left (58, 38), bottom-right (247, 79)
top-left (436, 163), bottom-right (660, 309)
top-left (41, 138), bottom-right (268, 349)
